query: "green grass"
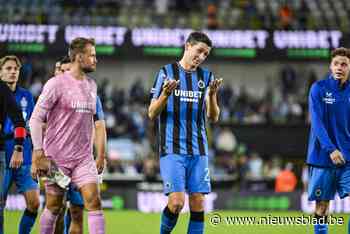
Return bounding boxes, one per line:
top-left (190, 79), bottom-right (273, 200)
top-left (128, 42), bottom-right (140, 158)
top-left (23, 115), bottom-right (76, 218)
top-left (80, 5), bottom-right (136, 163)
top-left (5, 210), bottom-right (348, 233)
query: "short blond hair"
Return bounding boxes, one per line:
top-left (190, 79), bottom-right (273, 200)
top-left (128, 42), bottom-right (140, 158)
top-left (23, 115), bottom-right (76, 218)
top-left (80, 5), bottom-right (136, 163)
top-left (68, 37), bottom-right (95, 62)
top-left (0, 55), bottom-right (22, 69)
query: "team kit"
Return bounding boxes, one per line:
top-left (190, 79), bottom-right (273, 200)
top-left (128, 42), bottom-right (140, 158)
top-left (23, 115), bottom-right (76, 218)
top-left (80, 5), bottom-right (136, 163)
top-left (0, 31), bottom-right (350, 234)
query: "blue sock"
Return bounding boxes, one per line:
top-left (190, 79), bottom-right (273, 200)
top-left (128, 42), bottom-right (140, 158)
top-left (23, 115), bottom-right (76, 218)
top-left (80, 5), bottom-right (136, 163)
top-left (64, 209), bottom-right (72, 234)
top-left (187, 211), bottom-right (204, 234)
top-left (314, 215), bottom-right (328, 234)
top-left (160, 206), bottom-right (179, 234)
top-left (19, 209), bottom-right (37, 234)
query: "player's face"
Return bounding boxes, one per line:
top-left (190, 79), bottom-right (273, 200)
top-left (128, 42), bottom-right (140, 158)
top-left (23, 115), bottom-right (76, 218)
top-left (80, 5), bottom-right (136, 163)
top-left (0, 60), bottom-right (20, 85)
top-left (54, 62), bottom-right (61, 76)
top-left (80, 44), bottom-right (97, 73)
top-left (185, 42), bottom-right (211, 69)
top-left (330, 55), bottom-right (350, 81)
top-left (60, 63), bottom-right (71, 73)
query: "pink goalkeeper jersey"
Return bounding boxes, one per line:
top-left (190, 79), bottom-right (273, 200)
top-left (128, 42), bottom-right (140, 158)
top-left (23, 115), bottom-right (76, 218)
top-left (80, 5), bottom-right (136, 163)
top-left (31, 73), bottom-right (97, 163)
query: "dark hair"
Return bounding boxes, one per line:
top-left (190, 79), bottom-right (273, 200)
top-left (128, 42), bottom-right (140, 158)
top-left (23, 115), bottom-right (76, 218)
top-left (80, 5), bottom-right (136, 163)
top-left (0, 55), bottom-right (21, 69)
top-left (331, 47), bottom-right (350, 60)
top-left (186, 31), bottom-right (212, 47)
top-left (60, 55), bottom-right (70, 65)
top-left (68, 37), bottom-right (95, 62)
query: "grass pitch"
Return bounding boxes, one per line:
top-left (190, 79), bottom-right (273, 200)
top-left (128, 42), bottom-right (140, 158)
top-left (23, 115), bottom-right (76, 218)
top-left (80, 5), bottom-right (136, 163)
top-left (5, 210), bottom-right (348, 233)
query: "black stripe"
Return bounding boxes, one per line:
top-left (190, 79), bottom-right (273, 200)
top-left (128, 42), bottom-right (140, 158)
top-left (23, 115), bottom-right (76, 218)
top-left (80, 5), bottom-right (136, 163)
top-left (190, 211), bottom-right (204, 222)
top-left (24, 209), bottom-right (38, 218)
top-left (185, 72), bottom-right (193, 155)
top-left (208, 72), bottom-right (213, 85)
top-left (164, 206), bottom-right (179, 219)
top-left (159, 67), bottom-right (167, 96)
top-left (196, 67), bottom-right (205, 155)
top-left (172, 63), bottom-right (180, 154)
top-left (159, 66), bottom-right (168, 156)
top-left (203, 73), bottom-right (211, 141)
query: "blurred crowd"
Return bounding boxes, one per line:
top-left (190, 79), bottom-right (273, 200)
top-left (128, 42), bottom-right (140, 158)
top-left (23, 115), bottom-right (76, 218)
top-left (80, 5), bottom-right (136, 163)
top-left (219, 65), bottom-right (318, 125)
top-left (0, 0), bottom-right (349, 31)
top-left (14, 57), bottom-right (314, 191)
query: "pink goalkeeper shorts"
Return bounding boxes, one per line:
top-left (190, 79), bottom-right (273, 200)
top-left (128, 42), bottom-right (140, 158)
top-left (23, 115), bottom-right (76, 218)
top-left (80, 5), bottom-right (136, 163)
top-left (45, 157), bottom-right (98, 195)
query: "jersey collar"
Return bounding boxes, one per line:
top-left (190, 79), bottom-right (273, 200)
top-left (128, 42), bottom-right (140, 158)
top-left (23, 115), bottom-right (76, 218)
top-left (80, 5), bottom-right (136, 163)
top-left (329, 74), bottom-right (350, 91)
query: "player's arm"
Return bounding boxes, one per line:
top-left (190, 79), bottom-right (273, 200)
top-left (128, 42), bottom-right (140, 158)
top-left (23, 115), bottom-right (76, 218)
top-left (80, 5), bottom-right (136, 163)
top-left (148, 69), bottom-right (179, 120)
top-left (29, 79), bottom-right (59, 177)
top-left (205, 75), bottom-right (223, 123)
top-left (309, 83), bottom-right (344, 165)
top-left (3, 83), bottom-right (26, 168)
top-left (94, 96), bottom-right (107, 174)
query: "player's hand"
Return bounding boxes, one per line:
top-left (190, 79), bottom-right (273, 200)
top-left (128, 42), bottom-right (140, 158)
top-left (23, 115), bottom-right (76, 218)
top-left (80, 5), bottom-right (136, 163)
top-left (208, 78), bottom-right (223, 96)
top-left (31, 162), bottom-right (38, 180)
top-left (96, 157), bottom-right (106, 174)
top-left (330, 150), bottom-right (346, 166)
top-left (162, 78), bottom-right (179, 97)
top-left (10, 151), bottom-right (23, 169)
top-left (32, 149), bottom-right (50, 177)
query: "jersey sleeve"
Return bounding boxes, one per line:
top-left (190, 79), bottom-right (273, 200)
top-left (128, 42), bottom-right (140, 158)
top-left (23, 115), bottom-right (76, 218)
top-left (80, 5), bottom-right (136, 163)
top-left (32, 78), bottom-right (60, 121)
top-left (2, 83), bottom-right (26, 145)
top-left (309, 83), bottom-right (337, 154)
top-left (208, 72), bottom-right (214, 84)
top-left (205, 71), bottom-right (214, 97)
top-left (3, 85), bottom-right (25, 128)
top-left (94, 95), bottom-right (105, 121)
top-left (150, 67), bottom-right (166, 101)
top-left (29, 78), bottom-right (60, 150)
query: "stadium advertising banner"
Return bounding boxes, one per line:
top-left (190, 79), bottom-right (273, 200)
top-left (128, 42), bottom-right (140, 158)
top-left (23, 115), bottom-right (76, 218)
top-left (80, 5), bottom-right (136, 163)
top-left (0, 24), bottom-right (346, 60)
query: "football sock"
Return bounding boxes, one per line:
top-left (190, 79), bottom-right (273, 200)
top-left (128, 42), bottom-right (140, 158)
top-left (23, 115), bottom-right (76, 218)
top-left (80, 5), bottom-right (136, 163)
top-left (88, 210), bottom-right (105, 234)
top-left (160, 206), bottom-right (179, 234)
top-left (19, 209), bottom-right (37, 234)
top-left (40, 208), bottom-right (58, 234)
top-left (187, 211), bottom-right (204, 234)
top-left (314, 214), bottom-right (328, 234)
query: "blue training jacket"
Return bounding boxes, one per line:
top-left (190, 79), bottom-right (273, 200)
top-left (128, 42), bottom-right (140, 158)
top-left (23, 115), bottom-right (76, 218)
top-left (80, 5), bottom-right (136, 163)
top-left (3, 86), bottom-right (34, 167)
top-left (307, 74), bottom-right (350, 167)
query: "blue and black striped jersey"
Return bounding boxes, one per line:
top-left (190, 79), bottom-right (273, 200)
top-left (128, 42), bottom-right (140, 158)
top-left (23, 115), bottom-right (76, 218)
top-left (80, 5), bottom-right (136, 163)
top-left (150, 62), bottom-right (214, 156)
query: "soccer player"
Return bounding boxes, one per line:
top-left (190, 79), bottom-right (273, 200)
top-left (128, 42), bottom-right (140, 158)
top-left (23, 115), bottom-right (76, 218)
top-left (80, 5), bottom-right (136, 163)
top-left (148, 31), bottom-right (222, 234)
top-left (52, 56), bottom-right (107, 234)
top-left (0, 56), bottom-right (26, 234)
top-left (54, 56), bottom-right (71, 76)
top-left (0, 55), bottom-right (39, 234)
top-left (63, 95), bottom-right (106, 234)
top-left (29, 37), bottom-right (105, 234)
top-left (307, 47), bottom-right (350, 234)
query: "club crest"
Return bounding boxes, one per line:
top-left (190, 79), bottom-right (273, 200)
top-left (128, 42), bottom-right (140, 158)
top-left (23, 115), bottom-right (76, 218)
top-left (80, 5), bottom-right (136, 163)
top-left (198, 80), bottom-right (205, 89)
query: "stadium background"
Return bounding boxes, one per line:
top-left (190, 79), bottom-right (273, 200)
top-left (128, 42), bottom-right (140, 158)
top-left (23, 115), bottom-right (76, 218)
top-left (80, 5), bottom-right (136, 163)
top-left (2, 0), bottom-right (350, 233)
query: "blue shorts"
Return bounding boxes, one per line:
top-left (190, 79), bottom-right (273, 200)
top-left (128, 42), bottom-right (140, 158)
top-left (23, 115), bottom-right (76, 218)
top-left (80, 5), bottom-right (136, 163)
top-left (160, 154), bottom-right (211, 195)
top-left (3, 165), bottom-right (38, 196)
top-left (308, 165), bottom-right (350, 201)
top-left (67, 184), bottom-right (84, 207)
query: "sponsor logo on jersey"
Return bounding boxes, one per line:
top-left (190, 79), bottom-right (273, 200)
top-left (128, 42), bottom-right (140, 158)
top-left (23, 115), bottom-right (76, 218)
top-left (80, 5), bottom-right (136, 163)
top-left (323, 92), bottom-right (335, 104)
top-left (174, 89), bottom-right (203, 103)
